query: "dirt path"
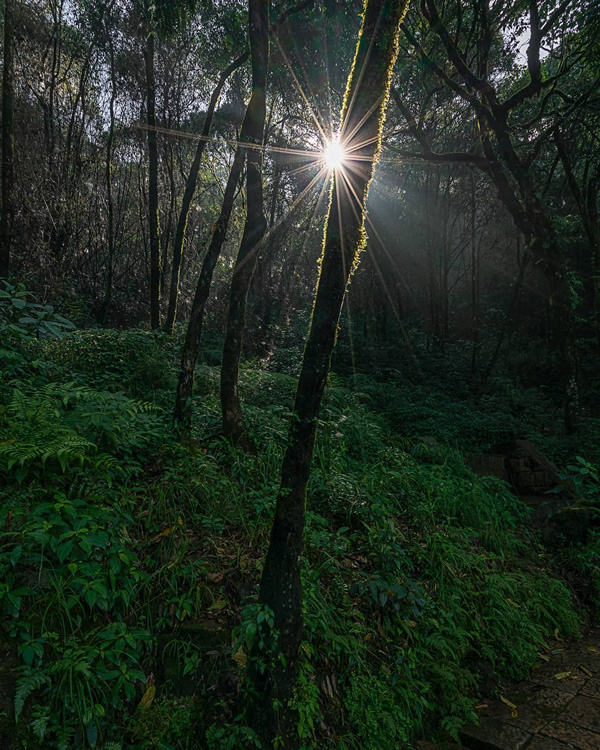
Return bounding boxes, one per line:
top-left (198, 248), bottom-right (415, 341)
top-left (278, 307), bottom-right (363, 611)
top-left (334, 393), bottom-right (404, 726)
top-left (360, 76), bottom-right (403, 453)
top-left (418, 627), bottom-right (600, 750)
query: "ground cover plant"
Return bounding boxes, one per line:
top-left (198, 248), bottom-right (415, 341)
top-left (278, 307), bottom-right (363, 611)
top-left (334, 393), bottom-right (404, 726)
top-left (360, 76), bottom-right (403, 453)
top-left (1, 316), bottom-right (593, 749)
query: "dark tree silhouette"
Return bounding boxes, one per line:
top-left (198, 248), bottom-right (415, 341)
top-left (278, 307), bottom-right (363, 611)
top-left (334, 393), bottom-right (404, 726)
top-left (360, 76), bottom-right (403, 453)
top-left (253, 0), bottom-right (410, 743)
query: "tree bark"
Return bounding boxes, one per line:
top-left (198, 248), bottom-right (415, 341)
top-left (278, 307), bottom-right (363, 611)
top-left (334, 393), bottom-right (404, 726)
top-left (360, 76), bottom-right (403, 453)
top-left (144, 27), bottom-right (161, 329)
top-left (1, 0), bottom-right (15, 278)
top-left (253, 0), bottom-right (409, 743)
top-left (163, 49), bottom-right (249, 333)
top-left (220, 0), bottom-right (269, 449)
top-left (172, 139), bottom-right (247, 433)
top-left (99, 29), bottom-right (117, 323)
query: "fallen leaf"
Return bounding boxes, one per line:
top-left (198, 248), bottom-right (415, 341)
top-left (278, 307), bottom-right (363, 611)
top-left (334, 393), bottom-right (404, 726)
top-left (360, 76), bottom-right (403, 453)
top-left (475, 704), bottom-right (488, 710)
top-left (580, 666), bottom-right (593, 677)
top-left (554, 629), bottom-right (562, 641)
top-left (511, 709), bottom-right (518, 719)
top-left (538, 653), bottom-right (550, 662)
top-left (138, 685), bottom-right (156, 709)
top-left (232, 648), bottom-right (247, 667)
top-left (500, 696), bottom-right (517, 710)
top-left (208, 599), bottom-right (228, 611)
top-left (554, 671), bottom-right (571, 680)
top-left (587, 647), bottom-right (599, 653)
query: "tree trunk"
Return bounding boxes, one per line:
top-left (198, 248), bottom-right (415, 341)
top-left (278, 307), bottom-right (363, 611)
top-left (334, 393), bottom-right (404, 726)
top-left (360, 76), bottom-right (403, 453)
top-left (144, 28), bottom-right (161, 330)
top-left (219, 0), bottom-right (269, 449)
top-left (253, 0), bottom-right (409, 743)
top-left (470, 170), bottom-right (480, 374)
top-left (1, 0), bottom-right (15, 278)
top-left (173, 141), bottom-right (246, 433)
top-left (163, 49), bottom-right (249, 333)
top-left (99, 31), bottom-right (117, 323)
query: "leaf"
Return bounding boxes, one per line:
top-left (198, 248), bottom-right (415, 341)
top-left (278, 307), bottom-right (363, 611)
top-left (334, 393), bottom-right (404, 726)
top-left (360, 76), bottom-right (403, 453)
top-left (475, 704), bottom-right (488, 710)
top-left (580, 666), bottom-right (593, 677)
top-left (500, 696), bottom-right (517, 710)
top-left (245, 622), bottom-right (257, 650)
top-left (138, 685), bottom-right (156, 709)
top-left (511, 709), bottom-right (518, 719)
top-left (232, 648), bottom-right (247, 668)
top-left (208, 599), bottom-right (228, 611)
top-left (554, 672), bottom-right (571, 680)
top-left (86, 721), bottom-right (98, 746)
top-left (554, 629), bottom-right (562, 641)
top-left (10, 545), bottom-right (22, 567)
top-left (158, 526), bottom-right (176, 538)
top-left (587, 647), bottom-right (599, 653)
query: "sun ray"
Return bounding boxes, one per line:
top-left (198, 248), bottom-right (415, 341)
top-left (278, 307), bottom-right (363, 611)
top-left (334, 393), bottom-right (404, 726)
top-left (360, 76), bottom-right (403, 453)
top-left (234, 165), bottom-right (328, 275)
top-left (271, 31), bottom-right (328, 143)
top-left (341, 94), bottom-right (385, 154)
top-left (338, 6), bottom-right (385, 146)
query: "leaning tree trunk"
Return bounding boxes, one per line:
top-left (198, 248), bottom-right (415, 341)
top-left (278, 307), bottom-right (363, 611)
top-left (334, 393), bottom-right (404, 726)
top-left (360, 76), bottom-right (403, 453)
top-left (172, 142), bottom-right (246, 433)
top-left (144, 28), bottom-right (161, 330)
top-left (253, 0), bottom-right (410, 743)
top-left (1, 0), bottom-right (15, 278)
top-left (219, 0), bottom-right (269, 449)
top-left (163, 49), bottom-right (249, 333)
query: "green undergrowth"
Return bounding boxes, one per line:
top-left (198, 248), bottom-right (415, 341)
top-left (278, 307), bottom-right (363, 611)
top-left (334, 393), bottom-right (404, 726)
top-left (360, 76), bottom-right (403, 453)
top-left (0, 313), bottom-right (589, 748)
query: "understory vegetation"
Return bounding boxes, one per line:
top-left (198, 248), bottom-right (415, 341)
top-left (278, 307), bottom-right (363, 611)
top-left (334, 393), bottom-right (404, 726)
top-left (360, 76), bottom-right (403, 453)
top-left (1, 289), bottom-right (598, 749)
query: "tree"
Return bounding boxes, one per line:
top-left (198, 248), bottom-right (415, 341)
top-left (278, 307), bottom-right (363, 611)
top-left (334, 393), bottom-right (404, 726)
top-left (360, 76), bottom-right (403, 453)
top-left (253, 0), bottom-right (410, 742)
top-left (391, 0), bottom-right (599, 432)
top-left (163, 49), bottom-right (249, 333)
top-left (1, 0), bottom-right (14, 278)
top-left (219, 0), bottom-right (269, 448)
top-left (139, 0), bottom-right (198, 329)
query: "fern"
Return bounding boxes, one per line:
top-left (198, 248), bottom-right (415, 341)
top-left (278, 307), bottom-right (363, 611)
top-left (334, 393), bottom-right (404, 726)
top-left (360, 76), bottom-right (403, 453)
top-left (14, 666), bottom-right (51, 720)
top-left (0, 381), bottom-right (163, 480)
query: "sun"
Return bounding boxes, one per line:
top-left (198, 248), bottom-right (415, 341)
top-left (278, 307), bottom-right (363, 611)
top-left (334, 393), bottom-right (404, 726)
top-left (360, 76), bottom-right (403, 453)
top-left (323, 139), bottom-right (345, 170)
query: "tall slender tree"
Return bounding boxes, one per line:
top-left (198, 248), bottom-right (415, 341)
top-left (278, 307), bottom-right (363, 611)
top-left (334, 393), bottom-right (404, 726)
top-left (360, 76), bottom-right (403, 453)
top-left (253, 0), bottom-right (410, 742)
top-left (220, 0), bottom-right (269, 448)
top-left (143, 16), bottom-right (161, 329)
top-left (1, 0), bottom-right (15, 278)
top-left (163, 49), bottom-right (249, 333)
top-left (139, 0), bottom-right (199, 329)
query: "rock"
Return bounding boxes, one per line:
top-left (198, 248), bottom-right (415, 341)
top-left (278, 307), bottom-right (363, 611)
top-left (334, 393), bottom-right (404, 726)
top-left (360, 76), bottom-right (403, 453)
top-left (542, 503), bottom-right (600, 546)
top-left (460, 715), bottom-right (532, 750)
top-left (466, 455), bottom-right (509, 482)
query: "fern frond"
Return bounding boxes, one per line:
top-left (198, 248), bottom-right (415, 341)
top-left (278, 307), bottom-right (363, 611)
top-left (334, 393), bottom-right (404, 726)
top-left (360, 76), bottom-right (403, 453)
top-left (15, 666), bottom-right (51, 720)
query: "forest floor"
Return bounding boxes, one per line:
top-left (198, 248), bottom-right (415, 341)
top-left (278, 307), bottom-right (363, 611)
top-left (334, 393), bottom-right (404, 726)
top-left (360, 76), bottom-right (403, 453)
top-left (419, 626), bottom-right (600, 750)
top-left (2, 321), bottom-right (600, 748)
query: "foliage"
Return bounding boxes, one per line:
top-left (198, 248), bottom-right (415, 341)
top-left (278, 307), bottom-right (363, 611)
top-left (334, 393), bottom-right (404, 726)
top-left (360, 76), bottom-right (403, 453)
top-left (42, 329), bottom-right (180, 397)
top-left (0, 281), bottom-right (74, 384)
top-left (0, 328), bottom-right (589, 748)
